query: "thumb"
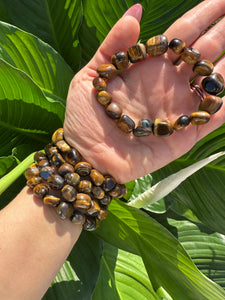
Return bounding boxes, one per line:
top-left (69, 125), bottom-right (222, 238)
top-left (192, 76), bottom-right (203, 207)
top-left (88, 4), bottom-right (142, 69)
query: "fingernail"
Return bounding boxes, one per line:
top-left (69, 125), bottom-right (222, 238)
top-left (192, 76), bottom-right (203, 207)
top-left (123, 4), bottom-right (142, 22)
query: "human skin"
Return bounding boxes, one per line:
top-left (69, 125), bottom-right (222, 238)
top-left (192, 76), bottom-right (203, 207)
top-left (1, 1), bottom-right (225, 299)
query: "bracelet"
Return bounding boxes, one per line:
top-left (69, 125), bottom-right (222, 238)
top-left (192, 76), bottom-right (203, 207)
top-left (93, 36), bottom-right (224, 137)
top-left (25, 128), bottom-right (127, 231)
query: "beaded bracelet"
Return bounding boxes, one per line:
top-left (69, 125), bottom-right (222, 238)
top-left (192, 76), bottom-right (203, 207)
top-left (25, 128), bottom-right (127, 231)
top-left (93, 36), bottom-right (224, 137)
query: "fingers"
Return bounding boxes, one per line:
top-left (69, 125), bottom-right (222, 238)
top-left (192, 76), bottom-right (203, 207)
top-left (88, 4), bottom-right (142, 70)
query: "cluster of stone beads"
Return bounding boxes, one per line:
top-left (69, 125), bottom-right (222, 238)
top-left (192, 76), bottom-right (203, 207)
top-left (25, 128), bottom-right (127, 231)
top-left (93, 35), bottom-right (224, 137)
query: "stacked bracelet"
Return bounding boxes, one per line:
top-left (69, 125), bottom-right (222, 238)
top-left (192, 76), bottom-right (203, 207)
top-left (25, 128), bottom-right (127, 231)
top-left (93, 35), bottom-right (224, 137)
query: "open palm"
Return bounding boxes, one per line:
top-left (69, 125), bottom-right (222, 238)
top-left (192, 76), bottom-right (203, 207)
top-left (64, 0), bottom-right (225, 183)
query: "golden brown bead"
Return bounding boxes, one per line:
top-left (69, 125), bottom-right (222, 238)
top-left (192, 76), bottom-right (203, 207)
top-left (78, 180), bottom-right (92, 193)
top-left (56, 140), bottom-right (71, 152)
top-left (87, 200), bottom-right (101, 217)
top-left (65, 148), bottom-right (82, 165)
top-left (33, 183), bottom-right (49, 198)
top-left (102, 175), bottom-right (116, 192)
top-left (190, 111), bottom-right (210, 125)
top-left (173, 115), bottom-right (190, 131)
top-left (25, 163), bottom-right (39, 180)
top-left (90, 169), bottom-right (105, 186)
top-left (43, 195), bottom-right (61, 207)
top-left (52, 128), bottom-right (64, 144)
top-left (181, 47), bottom-right (201, 65)
top-left (75, 162), bottom-right (92, 176)
top-left (44, 143), bottom-right (58, 159)
top-left (37, 159), bottom-right (49, 168)
top-left (92, 186), bottom-right (105, 199)
top-left (153, 119), bottom-right (173, 136)
top-left (193, 60), bottom-right (214, 76)
top-left (40, 166), bottom-right (54, 180)
top-left (71, 212), bottom-right (86, 225)
top-left (127, 43), bottom-right (146, 63)
top-left (64, 172), bottom-right (80, 187)
top-left (169, 38), bottom-right (186, 55)
top-left (117, 115), bottom-right (135, 133)
top-left (27, 176), bottom-right (42, 189)
top-left (34, 151), bottom-right (46, 162)
top-left (96, 90), bottom-right (112, 106)
top-left (109, 184), bottom-right (127, 198)
top-left (61, 184), bottom-right (77, 202)
top-left (200, 95), bottom-right (223, 114)
top-left (74, 193), bottom-right (92, 210)
top-left (92, 76), bottom-right (107, 91)
top-left (97, 64), bottom-right (117, 79)
top-left (47, 174), bottom-right (64, 190)
top-left (57, 202), bottom-right (74, 220)
top-left (202, 73), bottom-right (224, 95)
top-left (146, 35), bottom-right (168, 56)
top-left (58, 163), bottom-right (74, 176)
top-left (98, 209), bottom-right (108, 220)
top-left (83, 217), bottom-right (97, 231)
top-left (99, 194), bottom-right (112, 206)
top-left (111, 51), bottom-right (129, 70)
top-left (51, 152), bottom-right (66, 168)
top-left (106, 102), bottom-right (122, 119)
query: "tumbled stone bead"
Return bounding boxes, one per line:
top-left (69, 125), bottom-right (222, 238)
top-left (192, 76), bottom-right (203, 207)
top-left (57, 202), bottom-right (74, 220)
top-left (153, 119), bottom-right (173, 136)
top-left (190, 111), bottom-right (210, 125)
top-left (109, 184), bottom-right (127, 198)
top-left (58, 163), bottom-right (74, 177)
top-left (43, 195), bottom-right (60, 207)
top-left (117, 115), bottom-right (135, 133)
top-left (71, 212), bottom-right (86, 225)
top-left (78, 180), bottom-right (92, 193)
top-left (27, 176), bottom-right (42, 189)
top-left (106, 102), bottom-right (122, 119)
top-left (74, 193), bottom-right (92, 210)
top-left (173, 115), bottom-right (190, 131)
top-left (181, 47), bottom-right (201, 65)
top-left (127, 43), bottom-right (146, 63)
top-left (102, 175), bottom-right (116, 192)
top-left (92, 76), bottom-right (107, 91)
top-left (51, 152), bottom-right (65, 168)
top-left (75, 162), bottom-right (92, 176)
top-left (92, 186), bottom-right (105, 199)
top-left (61, 184), bottom-right (77, 202)
top-left (99, 194), bottom-right (112, 206)
top-left (96, 90), bottom-right (112, 106)
top-left (83, 217), bottom-right (97, 231)
top-left (133, 119), bottom-right (153, 137)
top-left (90, 169), bottom-right (105, 186)
top-left (97, 64), bottom-right (117, 79)
top-left (193, 60), bottom-right (214, 76)
top-left (111, 51), bottom-right (129, 70)
top-left (98, 209), bottom-right (108, 220)
top-left (56, 140), bottom-right (71, 152)
top-left (37, 159), bottom-right (49, 168)
top-left (33, 183), bottom-right (49, 198)
top-left (87, 200), bottom-right (101, 217)
top-left (52, 128), bottom-right (64, 144)
top-left (47, 174), bottom-right (64, 190)
top-left (65, 148), bottom-right (82, 165)
top-left (25, 163), bottom-right (39, 180)
top-left (34, 151), bottom-right (47, 163)
top-left (146, 35), bottom-right (168, 56)
top-left (138, 119), bottom-right (153, 128)
top-left (40, 166), bottom-right (54, 180)
top-left (44, 143), bottom-right (58, 159)
top-left (169, 38), bottom-right (186, 55)
top-left (200, 95), bottom-right (223, 114)
top-left (64, 172), bottom-right (80, 187)
top-left (202, 73), bottom-right (224, 95)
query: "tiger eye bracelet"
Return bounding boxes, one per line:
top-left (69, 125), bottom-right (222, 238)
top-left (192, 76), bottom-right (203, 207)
top-left (93, 35), bottom-right (224, 137)
top-left (25, 128), bottom-right (127, 231)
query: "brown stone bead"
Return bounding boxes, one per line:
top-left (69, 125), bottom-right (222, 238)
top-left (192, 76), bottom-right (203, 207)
top-left (190, 111), bottom-right (210, 125)
top-left (87, 200), bottom-right (101, 217)
top-left (52, 128), bottom-right (64, 144)
top-left (43, 195), bottom-right (61, 207)
top-left (111, 51), bottom-right (129, 70)
top-left (146, 35), bottom-right (168, 56)
top-left (51, 152), bottom-right (65, 168)
top-left (169, 38), bottom-right (186, 55)
top-left (97, 64), bottom-right (117, 79)
top-left (57, 202), bottom-right (74, 220)
top-left (200, 95), bottom-right (223, 114)
top-left (44, 143), bottom-right (58, 159)
top-left (181, 47), bottom-right (201, 65)
top-left (65, 148), bottom-right (82, 165)
top-left (56, 140), bottom-right (71, 152)
top-left (71, 212), bottom-right (86, 225)
top-left (27, 176), bottom-right (42, 189)
top-left (78, 180), bottom-right (92, 193)
top-left (106, 102), bottom-right (122, 119)
top-left (98, 209), bottom-right (108, 220)
top-left (75, 162), bottom-right (92, 176)
top-left (34, 151), bottom-right (46, 163)
top-left (202, 73), bottom-right (224, 95)
top-left (92, 76), bottom-right (107, 91)
top-left (117, 115), bottom-right (135, 133)
top-left (173, 115), bottom-right (190, 131)
top-left (92, 186), bottom-right (105, 199)
top-left (83, 217), bottom-right (97, 231)
top-left (127, 43), bottom-right (146, 63)
top-left (37, 159), bottom-right (49, 168)
top-left (193, 60), bottom-right (214, 76)
top-left (90, 169), bottom-right (105, 186)
top-left (99, 194), bottom-right (112, 206)
top-left (74, 193), bottom-right (92, 210)
top-left (61, 184), bottom-right (77, 202)
top-left (47, 174), bottom-right (64, 190)
top-left (109, 184), bottom-right (127, 198)
top-left (33, 183), bottom-right (49, 198)
top-left (102, 175), bottom-right (116, 192)
top-left (25, 163), bottom-right (39, 180)
top-left (96, 90), bottom-right (112, 106)
top-left (153, 119), bottom-right (173, 136)
top-left (40, 166), bottom-right (54, 180)
top-left (64, 172), bottom-right (80, 187)
top-left (58, 163), bottom-right (74, 177)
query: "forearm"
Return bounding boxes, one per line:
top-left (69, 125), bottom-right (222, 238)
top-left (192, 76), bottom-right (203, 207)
top-left (0, 186), bottom-right (82, 300)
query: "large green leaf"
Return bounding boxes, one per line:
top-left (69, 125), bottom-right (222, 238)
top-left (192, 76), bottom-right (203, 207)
top-left (97, 200), bottom-right (225, 299)
top-left (0, 0), bottom-right (82, 71)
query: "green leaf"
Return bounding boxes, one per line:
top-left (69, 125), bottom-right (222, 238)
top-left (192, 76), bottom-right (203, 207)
top-left (0, 0), bottom-right (82, 71)
top-left (92, 242), bottom-right (160, 300)
top-left (0, 156), bottom-right (17, 177)
top-left (97, 200), bottom-right (225, 299)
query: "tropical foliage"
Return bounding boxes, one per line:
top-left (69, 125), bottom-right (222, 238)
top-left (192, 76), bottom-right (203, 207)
top-left (0, 0), bottom-right (225, 299)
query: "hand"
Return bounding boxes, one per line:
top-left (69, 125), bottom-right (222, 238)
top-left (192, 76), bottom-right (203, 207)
top-left (64, 0), bottom-right (225, 183)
